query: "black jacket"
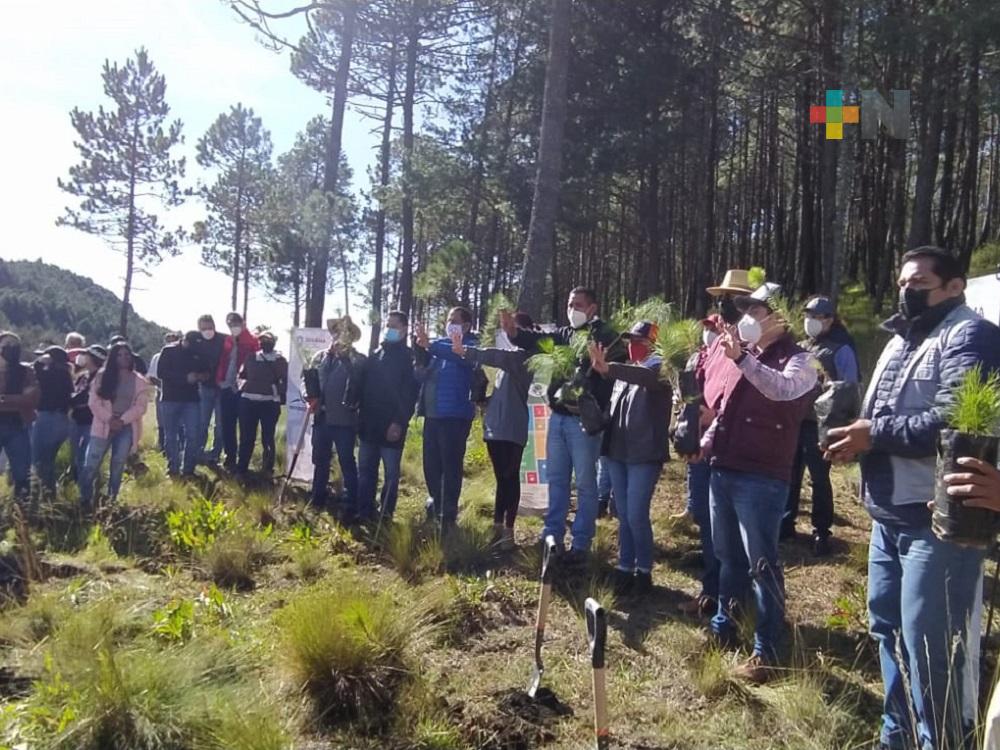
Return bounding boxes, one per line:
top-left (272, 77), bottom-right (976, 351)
top-left (157, 344), bottom-right (210, 403)
top-left (603, 358), bottom-right (672, 464)
top-left (359, 342), bottom-right (418, 447)
top-left (510, 318), bottom-right (625, 416)
top-left (35, 363), bottom-right (73, 413)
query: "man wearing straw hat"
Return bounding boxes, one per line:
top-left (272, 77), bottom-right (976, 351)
top-left (306, 315), bottom-right (367, 522)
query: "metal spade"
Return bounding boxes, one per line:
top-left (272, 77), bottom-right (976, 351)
top-left (527, 534), bottom-right (558, 697)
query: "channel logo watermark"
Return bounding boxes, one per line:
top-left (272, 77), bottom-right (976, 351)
top-left (810, 89), bottom-right (910, 140)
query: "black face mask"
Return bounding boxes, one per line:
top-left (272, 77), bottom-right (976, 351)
top-left (899, 286), bottom-right (937, 321)
top-left (0, 345), bottom-right (20, 364)
top-left (261, 341), bottom-right (276, 353)
top-left (719, 296), bottom-right (741, 325)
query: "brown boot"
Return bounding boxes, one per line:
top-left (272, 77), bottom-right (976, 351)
top-left (677, 595), bottom-right (717, 618)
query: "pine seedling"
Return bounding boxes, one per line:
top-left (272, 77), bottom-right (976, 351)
top-left (945, 365), bottom-right (1000, 436)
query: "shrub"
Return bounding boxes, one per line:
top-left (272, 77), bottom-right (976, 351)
top-left (198, 525), bottom-right (274, 590)
top-left (278, 575), bottom-right (439, 729)
top-left (166, 498), bottom-right (234, 554)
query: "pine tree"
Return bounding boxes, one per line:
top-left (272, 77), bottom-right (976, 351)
top-left (57, 48), bottom-right (185, 335)
top-left (193, 103), bottom-right (273, 318)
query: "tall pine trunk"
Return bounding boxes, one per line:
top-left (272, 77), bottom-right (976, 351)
top-left (370, 41), bottom-right (398, 354)
top-left (397, 3), bottom-right (421, 319)
top-left (305, 0), bottom-right (357, 328)
top-left (516, 0), bottom-right (572, 320)
top-left (121, 124), bottom-right (140, 336)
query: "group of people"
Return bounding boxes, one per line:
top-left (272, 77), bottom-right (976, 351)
top-left (4, 244), bottom-right (1000, 748)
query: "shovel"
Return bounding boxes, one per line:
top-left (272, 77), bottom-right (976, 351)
top-left (585, 597), bottom-right (609, 750)
top-left (277, 410), bottom-right (310, 506)
top-left (527, 534), bottom-right (558, 698)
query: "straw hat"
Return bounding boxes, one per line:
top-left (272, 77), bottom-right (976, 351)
top-left (326, 315), bottom-right (361, 345)
top-left (706, 269), bottom-right (753, 297)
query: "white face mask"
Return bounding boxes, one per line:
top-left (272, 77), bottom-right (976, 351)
top-left (737, 314), bottom-right (763, 345)
top-left (445, 323), bottom-right (464, 338)
top-left (804, 317), bottom-right (824, 339)
top-left (229, 325), bottom-right (243, 337)
top-left (702, 330), bottom-right (719, 349)
top-left (201, 329), bottom-right (215, 340)
top-left (567, 307), bottom-right (589, 329)
top-left (74, 353), bottom-right (87, 367)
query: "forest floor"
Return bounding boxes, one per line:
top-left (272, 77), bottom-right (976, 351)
top-left (0, 422), bottom-right (997, 750)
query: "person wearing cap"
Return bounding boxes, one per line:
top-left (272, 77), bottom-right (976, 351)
top-left (589, 321), bottom-right (672, 595)
top-left (825, 247), bottom-right (1000, 750)
top-left (693, 281), bottom-right (818, 683)
top-left (357, 311), bottom-right (418, 524)
top-left (500, 288), bottom-right (625, 563)
top-left (107, 335), bottom-right (148, 375)
top-left (30, 345), bottom-right (74, 492)
top-left (194, 315), bottom-right (225, 466)
top-left (674, 313), bottom-right (725, 618)
top-left (235, 330), bottom-right (288, 477)
top-left (147, 331), bottom-right (181, 452)
top-left (214, 312), bottom-right (260, 471)
top-left (783, 295), bottom-right (860, 555)
top-left (68, 345), bottom-right (106, 481)
top-left (305, 316), bottom-right (367, 519)
top-left (79, 342), bottom-right (151, 508)
top-left (157, 331), bottom-right (211, 477)
top-left (451, 311), bottom-right (535, 549)
top-left (0, 332), bottom-right (39, 499)
top-left (413, 307), bottom-right (479, 532)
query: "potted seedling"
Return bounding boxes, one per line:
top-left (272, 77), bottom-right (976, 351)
top-left (932, 365), bottom-right (1000, 548)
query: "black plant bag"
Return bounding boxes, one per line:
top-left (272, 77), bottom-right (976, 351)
top-left (814, 381), bottom-right (862, 449)
top-left (671, 369), bottom-right (703, 456)
top-left (932, 429), bottom-right (1000, 548)
top-left (578, 391), bottom-right (610, 436)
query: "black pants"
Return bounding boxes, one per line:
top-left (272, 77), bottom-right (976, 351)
top-left (423, 417), bottom-right (472, 526)
top-left (487, 440), bottom-right (525, 528)
top-left (784, 420), bottom-right (834, 537)
top-left (220, 387), bottom-right (241, 467)
top-left (237, 399), bottom-right (280, 474)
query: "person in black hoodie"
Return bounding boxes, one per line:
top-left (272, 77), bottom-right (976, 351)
top-left (357, 311), bottom-right (418, 523)
top-left (0, 332), bottom-right (39, 500)
top-left (502, 287), bottom-right (626, 564)
top-left (158, 331), bottom-right (211, 477)
top-left (783, 295), bottom-right (860, 555)
top-left (68, 345), bottom-right (107, 481)
top-left (31, 345), bottom-right (74, 492)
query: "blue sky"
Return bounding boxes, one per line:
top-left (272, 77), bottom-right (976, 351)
top-left (1, 0), bottom-right (378, 337)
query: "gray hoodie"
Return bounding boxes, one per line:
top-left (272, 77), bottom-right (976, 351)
top-left (464, 347), bottom-right (532, 446)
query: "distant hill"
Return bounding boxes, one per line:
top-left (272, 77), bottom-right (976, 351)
top-left (0, 258), bottom-right (169, 357)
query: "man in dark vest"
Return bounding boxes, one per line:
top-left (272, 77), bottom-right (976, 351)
top-left (783, 295), bottom-right (860, 555)
top-left (696, 283), bottom-right (817, 683)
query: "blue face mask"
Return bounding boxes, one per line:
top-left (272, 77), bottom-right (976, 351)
top-left (383, 328), bottom-right (403, 344)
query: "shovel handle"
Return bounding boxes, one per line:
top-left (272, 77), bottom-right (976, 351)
top-left (541, 534), bottom-right (558, 584)
top-left (585, 597), bottom-right (607, 669)
top-left (593, 666), bottom-right (609, 750)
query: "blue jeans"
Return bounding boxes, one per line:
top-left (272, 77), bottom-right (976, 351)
top-left (219, 387), bottom-right (241, 466)
top-left (357, 439), bottom-right (404, 521)
top-left (423, 417), bottom-right (472, 526)
top-left (605, 459), bottom-right (660, 573)
top-left (311, 422), bottom-right (359, 512)
top-left (709, 467), bottom-right (788, 661)
top-left (198, 385), bottom-right (223, 462)
top-left (0, 422), bottom-right (31, 498)
top-left (79, 425), bottom-right (133, 504)
top-left (31, 410), bottom-right (70, 491)
top-left (869, 520), bottom-right (985, 750)
top-left (687, 460), bottom-right (719, 600)
top-left (69, 421), bottom-right (91, 480)
top-left (161, 401), bottom-right (201, 475)
top-left (544, 411), bottom-right (602, 552)
top-left (598, 456), bottom-right (613, 501)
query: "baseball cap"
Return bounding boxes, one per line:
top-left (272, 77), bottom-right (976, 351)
top-left (804, 296), bottom-right (836, 317)
top-left (622, 320), bottom-right (659, 341)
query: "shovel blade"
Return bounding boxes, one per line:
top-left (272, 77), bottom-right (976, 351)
top-left (527, 664), bottom-right (543, 698)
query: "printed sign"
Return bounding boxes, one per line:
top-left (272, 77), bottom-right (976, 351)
top-left (966, 275), bottom-right (999, 327)
top-left (285, 328), bottom-right (332, 481)
top-left (519, 381), bottom-right (550, 515)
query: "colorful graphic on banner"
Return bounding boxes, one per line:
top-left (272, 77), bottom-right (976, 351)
top-left (285, 328), bottom-right (332, 482)
top-left (519, 381), bottom-right (550, 515)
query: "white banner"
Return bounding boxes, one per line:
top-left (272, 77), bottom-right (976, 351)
top-left (285, 328), bottom-right (332, 481)
top-left (518, 381), bottom-right (551, 516)
top-left (966, 274), bottom-right (999, 326)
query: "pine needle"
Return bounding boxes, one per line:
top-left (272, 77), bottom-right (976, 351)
top-left (945, 365), bottom-right (1000, 435)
